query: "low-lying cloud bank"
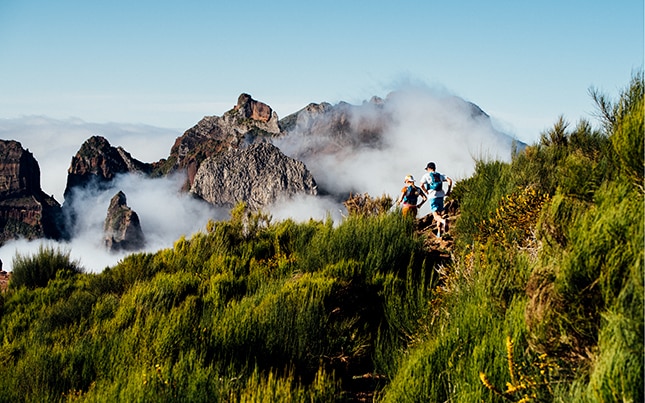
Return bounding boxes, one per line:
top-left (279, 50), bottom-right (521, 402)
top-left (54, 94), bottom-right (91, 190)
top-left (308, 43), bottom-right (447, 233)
top-left (0, 84), bottom-right (519, 272)
top-left (275, 84), bottom-right (519, 199)
top-left (0, 173), bottom-right (229, 272)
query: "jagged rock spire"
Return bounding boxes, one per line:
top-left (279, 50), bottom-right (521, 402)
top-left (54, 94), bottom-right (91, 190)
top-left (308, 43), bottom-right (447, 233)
top-left (104, 190), bottom-right (145, 252)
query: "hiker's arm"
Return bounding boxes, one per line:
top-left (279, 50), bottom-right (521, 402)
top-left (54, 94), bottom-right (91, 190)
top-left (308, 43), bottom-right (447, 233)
top-left (418, 188), bottom-right (427, 206)
top-left (446, 177), bottom-right (453, 195)
top-left (419, 179), bottom-right (428, 195)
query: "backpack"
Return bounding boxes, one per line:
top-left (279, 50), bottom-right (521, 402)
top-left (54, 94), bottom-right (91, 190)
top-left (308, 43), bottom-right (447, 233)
top-left (427, 172), bottom-right (443, 191)
top-left (403, 185), bottom-right (419, 204)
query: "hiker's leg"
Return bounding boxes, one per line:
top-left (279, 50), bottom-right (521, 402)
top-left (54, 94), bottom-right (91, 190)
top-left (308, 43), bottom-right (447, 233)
top-left (432, 210), bottom-right (445, 226)
top-left (435, 197), bottom-right (448, 232)
top-left (402, 204), bottom-right (414, 216)
top-left (432, 211), bottom-right (443, 236)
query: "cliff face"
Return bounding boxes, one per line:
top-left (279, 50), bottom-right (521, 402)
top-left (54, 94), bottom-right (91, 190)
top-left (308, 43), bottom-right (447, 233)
top-left (190, 142), bottom-right (317, 210)
top-left (103, 191), bottom-right (145, 252)
top-left (0, 140), bottom-right (63, 243)
top-left (0, 140), bottom-right (41, 196)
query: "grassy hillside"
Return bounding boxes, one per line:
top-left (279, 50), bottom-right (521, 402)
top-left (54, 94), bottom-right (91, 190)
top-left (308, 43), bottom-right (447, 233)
top-left (0, 73), bottom-right (642, 402)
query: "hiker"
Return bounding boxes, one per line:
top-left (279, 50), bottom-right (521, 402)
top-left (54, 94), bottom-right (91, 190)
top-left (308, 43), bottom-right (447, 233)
top-left (420, 162), bottom-right (453, 237)
top-left (396, 175), bottom-right (427, 217)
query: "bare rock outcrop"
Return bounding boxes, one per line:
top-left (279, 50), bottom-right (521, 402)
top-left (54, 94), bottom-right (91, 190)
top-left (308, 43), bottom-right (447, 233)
top-left (64, 135), bottom-right (151, 199)
top-left (190, 142), bottom-right (317, 210)
top-left (155, 94), bottom-right (281, 188)
top-left (235, 93), bottom-right (275, 123)
top-left (104, 191), bottom-right (145, 252)
top-left (0, 140), bottom-right (63, 243)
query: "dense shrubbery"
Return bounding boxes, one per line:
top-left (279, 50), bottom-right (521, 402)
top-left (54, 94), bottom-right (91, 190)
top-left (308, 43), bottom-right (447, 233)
top-left (0, 73), bottom-right (641, 402)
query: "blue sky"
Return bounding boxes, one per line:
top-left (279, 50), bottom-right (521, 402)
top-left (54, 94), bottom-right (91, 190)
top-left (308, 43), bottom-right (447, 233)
top-left (0, 0), bottom-right (643, 143)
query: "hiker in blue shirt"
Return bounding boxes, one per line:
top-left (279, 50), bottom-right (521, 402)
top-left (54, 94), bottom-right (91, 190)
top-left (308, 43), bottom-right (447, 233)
top-left (420, 162), bottom-right (453, 237)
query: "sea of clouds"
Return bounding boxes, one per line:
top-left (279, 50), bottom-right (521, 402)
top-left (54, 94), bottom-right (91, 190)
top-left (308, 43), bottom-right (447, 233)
top-left (0, 84), bottom-right (519, 272)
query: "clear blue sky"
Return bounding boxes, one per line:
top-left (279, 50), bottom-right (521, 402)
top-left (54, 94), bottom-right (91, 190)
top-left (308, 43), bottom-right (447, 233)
top-left (0, 0), bottom-right (642, 143)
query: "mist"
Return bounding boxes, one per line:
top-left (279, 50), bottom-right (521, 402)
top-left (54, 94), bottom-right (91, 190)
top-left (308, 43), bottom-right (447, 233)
top-left (275, 84), bottom-right (518, 201)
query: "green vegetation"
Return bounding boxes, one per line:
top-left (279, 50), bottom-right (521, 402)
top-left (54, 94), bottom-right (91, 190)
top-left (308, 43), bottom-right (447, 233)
top-left (381, 72), bottom-right (643, 402)
top-left (9, 245), bottom-right (83, 290)
top-left (0, 72), bottom-right (642, 402)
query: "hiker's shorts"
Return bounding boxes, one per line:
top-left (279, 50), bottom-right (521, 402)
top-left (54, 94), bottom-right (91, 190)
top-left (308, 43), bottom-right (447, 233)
top-left (430, 197), bottom-right (444, 213)
top-left (401, 203), bottom-right (418, 217)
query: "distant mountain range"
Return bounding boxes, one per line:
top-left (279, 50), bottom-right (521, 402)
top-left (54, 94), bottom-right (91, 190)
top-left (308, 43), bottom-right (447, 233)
top-left (0, 93), bottom-right (522, 252)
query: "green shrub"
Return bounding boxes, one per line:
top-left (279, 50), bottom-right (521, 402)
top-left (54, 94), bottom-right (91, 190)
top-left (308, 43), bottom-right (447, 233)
top-left (9, 245), bottom-right (83, 290)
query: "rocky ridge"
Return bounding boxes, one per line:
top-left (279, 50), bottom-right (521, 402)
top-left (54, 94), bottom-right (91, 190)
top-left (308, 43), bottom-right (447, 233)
top-left (277, 97), bottom-right (388, 159)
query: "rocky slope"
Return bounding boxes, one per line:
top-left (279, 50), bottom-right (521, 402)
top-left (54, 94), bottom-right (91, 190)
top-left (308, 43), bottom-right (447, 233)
top-left (0, 140), bottom-right (63, 243)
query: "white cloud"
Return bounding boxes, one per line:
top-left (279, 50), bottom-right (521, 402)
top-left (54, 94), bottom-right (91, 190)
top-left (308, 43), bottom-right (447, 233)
top-left (275, 83), bottom-right (519, 203)
top-left (265, 194), bottom-right (345, 224)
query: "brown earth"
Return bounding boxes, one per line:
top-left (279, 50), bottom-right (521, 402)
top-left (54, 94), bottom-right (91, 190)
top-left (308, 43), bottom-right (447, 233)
top-left (0, 270), bottom-right (10, 292)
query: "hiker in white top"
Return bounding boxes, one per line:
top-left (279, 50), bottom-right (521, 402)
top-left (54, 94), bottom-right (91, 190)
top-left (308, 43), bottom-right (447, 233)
top-left (420, 162), bottom-right (453, 238)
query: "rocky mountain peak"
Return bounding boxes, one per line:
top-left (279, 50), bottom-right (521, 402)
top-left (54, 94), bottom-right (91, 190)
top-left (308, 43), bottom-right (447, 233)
top-left (64, 135), bottom-right (150, 198)
top-left (158, 94), bottom-right (282, 187)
